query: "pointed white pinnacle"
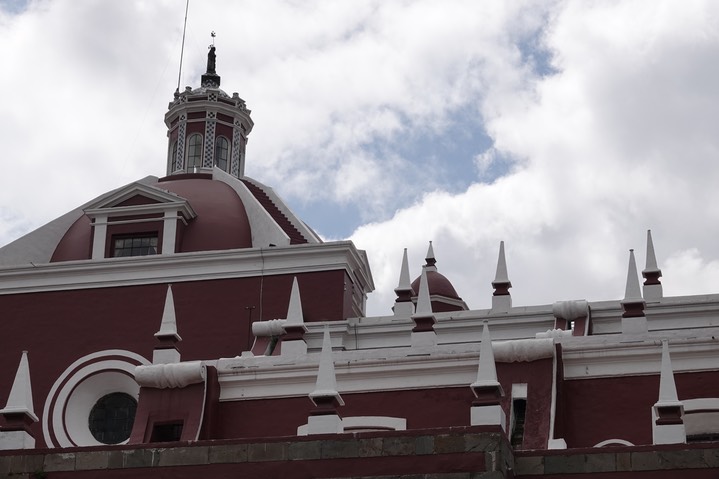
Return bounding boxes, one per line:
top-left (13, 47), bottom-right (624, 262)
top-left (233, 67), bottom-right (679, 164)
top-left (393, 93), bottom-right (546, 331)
top-left (658, 340), bottom-right (680, 404)
top-left (426, 241), bottom-right (435, 262)
top-left (645, 229), bottom-right (660, 272)
top-left (155, 285), bottom-right (182, 341)
top-left (415, 266), bottom-right (433, 315)
top-left (493, 241), bottom-right (510, 284)
top-left (396, 248), bottom-right (411, 291)
top-left (285, 277), bottom-right (304, 327)
top-left (472, 321), bottom-right (501, 389)
top-left (624, 249), bottom-right (643, 301)
top-left (310, 327), bottom-right (344, 405)
top-left (0, 351), bottom-right (38, 421)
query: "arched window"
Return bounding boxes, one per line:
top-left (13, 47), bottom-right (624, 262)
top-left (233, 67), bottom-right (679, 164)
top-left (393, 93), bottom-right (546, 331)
top-left (187, 134), bottom-right (203, 168)
top-left (169, 140), bottom-right (178, 170)
top-left (215, 136), bottom-right (230, 171)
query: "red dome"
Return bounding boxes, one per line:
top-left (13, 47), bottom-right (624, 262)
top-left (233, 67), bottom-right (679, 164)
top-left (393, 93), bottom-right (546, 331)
top-left (411, 270), bottom-right (461, 299)
top-left (51, 176), bottom-right (252, 262)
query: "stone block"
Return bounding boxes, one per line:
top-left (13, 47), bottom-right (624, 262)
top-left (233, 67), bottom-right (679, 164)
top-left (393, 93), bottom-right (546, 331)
top-left (75, 450), bottom-right (109, 470)
top-left (381, 436), bottom-right (415, 456)
top-left (616, 452), bottom-right (631, 471)
top-left (123, 448), bottom-right (156, 468)
top-left (415, 435), bottom-right (435, 455)
top-left (321, 439), bottom-right (359, 459)
top-left (8, 454), bottom-right (42, 474)
top-left (0, 456), bottom-right (9, 475)
top-left (157, 445), bottom-right (209, 466)
top-left (544, 453), bottom-right (585, 474)
top-left (514, 455), bottom-right (543, 475)
top-left (435, 434), bottom-right (465, 454)
top-left (357, 437), bottom-right (383, 457)
top-left (631, 451), bottom-right (661, 471)
top-left (465, 434), bottom-right (500, 452)
top-left (288, 440), bottom-right (321, 460)
top-left (585, 452), bottom-right (616, 472)
top-left (703, 448), bottom-right (719, 467)
top-left (247, 441), bottom-right (287, 462)
top-left (656, 449), bottom-right (704, 469)
top-left (43, 452), bottom-right (76, 472)
top-left (107, 449), bottom-right (124, 469)
top-left (209, 443), bottom-right (248, 463)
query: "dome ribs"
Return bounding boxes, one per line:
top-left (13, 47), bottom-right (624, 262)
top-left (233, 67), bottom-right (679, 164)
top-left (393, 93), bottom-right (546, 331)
top-left (240, 179), bottom-right (307, 245)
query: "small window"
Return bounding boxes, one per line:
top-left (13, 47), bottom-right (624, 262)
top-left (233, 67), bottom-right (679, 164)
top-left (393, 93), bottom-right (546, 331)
top-left (88, 392), bottom-right (137, 445)
top-left (113, 234), bottom-right (158, 257)
top-left (511, 398), bottom-right (527, 448)
top-left (187, 133), bottom-right (203, 168)
top-left (151, 421), bottom-right (184, 442)
top-left (214, 136), bottom-right (229, 171)
top-left (169, 140), bottom-right (178, 170)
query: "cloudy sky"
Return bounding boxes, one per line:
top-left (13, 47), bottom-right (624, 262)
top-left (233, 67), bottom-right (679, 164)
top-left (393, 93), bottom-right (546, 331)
top-left (1, 0), bottom-right (718, 316)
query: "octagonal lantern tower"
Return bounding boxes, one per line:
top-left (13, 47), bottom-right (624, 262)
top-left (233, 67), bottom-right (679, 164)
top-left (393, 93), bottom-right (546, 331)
top-left (165, 46), bottom-right (254, 178)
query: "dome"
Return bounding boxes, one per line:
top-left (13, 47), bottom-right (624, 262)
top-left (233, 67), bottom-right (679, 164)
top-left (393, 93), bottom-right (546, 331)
top-left (410, 270), bottom-right (461, 300)
top-left (51, 175), bottom-right (252, 262)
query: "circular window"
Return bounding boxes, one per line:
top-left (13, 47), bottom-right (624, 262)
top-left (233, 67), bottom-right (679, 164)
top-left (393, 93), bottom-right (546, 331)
top-left (88, 392), bottom-right (138, 444)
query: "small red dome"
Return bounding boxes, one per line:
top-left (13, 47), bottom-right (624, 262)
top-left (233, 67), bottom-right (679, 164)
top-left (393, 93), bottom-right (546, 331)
top-left (411, 270), bottom-right (461, 300)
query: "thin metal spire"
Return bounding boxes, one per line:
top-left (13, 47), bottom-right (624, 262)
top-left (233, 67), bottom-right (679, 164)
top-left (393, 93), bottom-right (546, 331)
top-left (175, 0), bottom-right (190, 94)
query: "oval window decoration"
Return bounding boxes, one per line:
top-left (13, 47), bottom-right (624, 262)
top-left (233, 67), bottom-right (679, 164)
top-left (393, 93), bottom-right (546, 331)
top-left (88, 392), bottom-right (138, 444)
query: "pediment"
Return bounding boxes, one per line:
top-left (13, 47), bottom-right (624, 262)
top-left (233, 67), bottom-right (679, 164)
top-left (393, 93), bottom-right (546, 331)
top-left (83, 183), bottom-right (196, 219)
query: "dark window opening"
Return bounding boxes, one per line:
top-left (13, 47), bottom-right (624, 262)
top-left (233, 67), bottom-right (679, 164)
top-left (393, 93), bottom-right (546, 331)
top-left (214, 136), bottom-right (229, 171)
top-left (169, 140), bottom-right (178, 170)
top-left (187, 133), bottom-right (203, 168)
top-left (112, 234), bottom-right (158, 257)
top-left (511, 398), bottom-right (527, 448)
top-left (151, 421), bottom-right (184, 442)
top-left (88, 392), bottom-right (137, 445)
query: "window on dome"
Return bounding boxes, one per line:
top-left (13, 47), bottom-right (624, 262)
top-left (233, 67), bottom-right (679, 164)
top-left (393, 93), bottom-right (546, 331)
top-left (215, 136), bottom-right (229, 171)
top-left (88, 392), bottom-right (137, 445)
top-left (112, 234), bottom-right (158, 257)
top-left (187, 133), bottom-right (203, 168)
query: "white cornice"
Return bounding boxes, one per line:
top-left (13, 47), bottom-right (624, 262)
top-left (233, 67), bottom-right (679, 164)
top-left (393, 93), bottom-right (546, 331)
top-left (215, 338), bottom-right (555, 401)
top-left (0, 242), bottom-right (373, 296)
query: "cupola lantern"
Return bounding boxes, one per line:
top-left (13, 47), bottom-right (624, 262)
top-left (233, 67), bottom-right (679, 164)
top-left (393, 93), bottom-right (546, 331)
top-left (165, 43), bottom-right (253, 178)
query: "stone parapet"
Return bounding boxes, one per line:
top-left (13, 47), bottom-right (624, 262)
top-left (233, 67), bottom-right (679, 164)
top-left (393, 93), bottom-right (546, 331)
top-left (0, 427), bottom-right (511, 478)
top-left (515, 443), bottom-right (719, 476)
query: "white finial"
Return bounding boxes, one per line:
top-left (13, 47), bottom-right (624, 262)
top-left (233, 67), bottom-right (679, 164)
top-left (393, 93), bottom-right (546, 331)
top-left (645, 230), bottom-right (659, 271)
top-left (310, 327), bottom-right (344, 405)
top-left (396, 248), bottom-right (411, 291)
top-left (415, 266), bottom-right (433, 315)
top-left (472, 322), bottom-right (501, 389)
top-left (624, 249), bottom-right (643, 301)
top-left (643, 230), bottom-right (663, 301)
top-left (658, 340), bottom-right (679, 403)
top-left (425, 241), bottom-right (437, 271)
top-left (493, 241), bottom-right (510, 284)
top-left (155, 285), bottom-right (182, 341)
top-left (0, 351), bottom-right (38, 421)
top-left (285, 277), bottom-right (304, 327)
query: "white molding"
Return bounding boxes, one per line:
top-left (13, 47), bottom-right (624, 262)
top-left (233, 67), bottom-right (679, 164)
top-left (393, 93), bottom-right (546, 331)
top-left (0, 242), bottom-right (374, 297)
top-left (216, 337), bottom-right (554, 401)
top-left (561, 333), bottom-right (719, 379)
top-left (41, 350), bottom-right (150, 448)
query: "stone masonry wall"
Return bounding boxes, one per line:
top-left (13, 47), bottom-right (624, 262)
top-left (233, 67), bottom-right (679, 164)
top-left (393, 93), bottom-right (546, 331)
top-left (0, 427), bottom-right (511, 479)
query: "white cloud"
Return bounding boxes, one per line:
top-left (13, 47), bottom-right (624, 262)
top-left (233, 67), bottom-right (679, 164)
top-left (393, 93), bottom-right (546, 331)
top-left (1, 1), bottom-right (719, 320)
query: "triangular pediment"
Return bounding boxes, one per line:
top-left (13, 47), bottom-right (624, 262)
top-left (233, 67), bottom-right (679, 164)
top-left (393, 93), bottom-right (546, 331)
top-left (83, 182), bottom-right (196, 219)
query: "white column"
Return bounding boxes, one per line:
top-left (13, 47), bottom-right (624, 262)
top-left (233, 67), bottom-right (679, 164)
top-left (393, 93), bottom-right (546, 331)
top-left (91, 214), bottom-right (108, 259)
top-left (162, 211), bottom-right (178, 254)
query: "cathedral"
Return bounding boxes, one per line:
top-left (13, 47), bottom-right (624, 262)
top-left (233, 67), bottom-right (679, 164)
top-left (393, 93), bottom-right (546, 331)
top-left (1, 48), bottom-right (718, 478)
